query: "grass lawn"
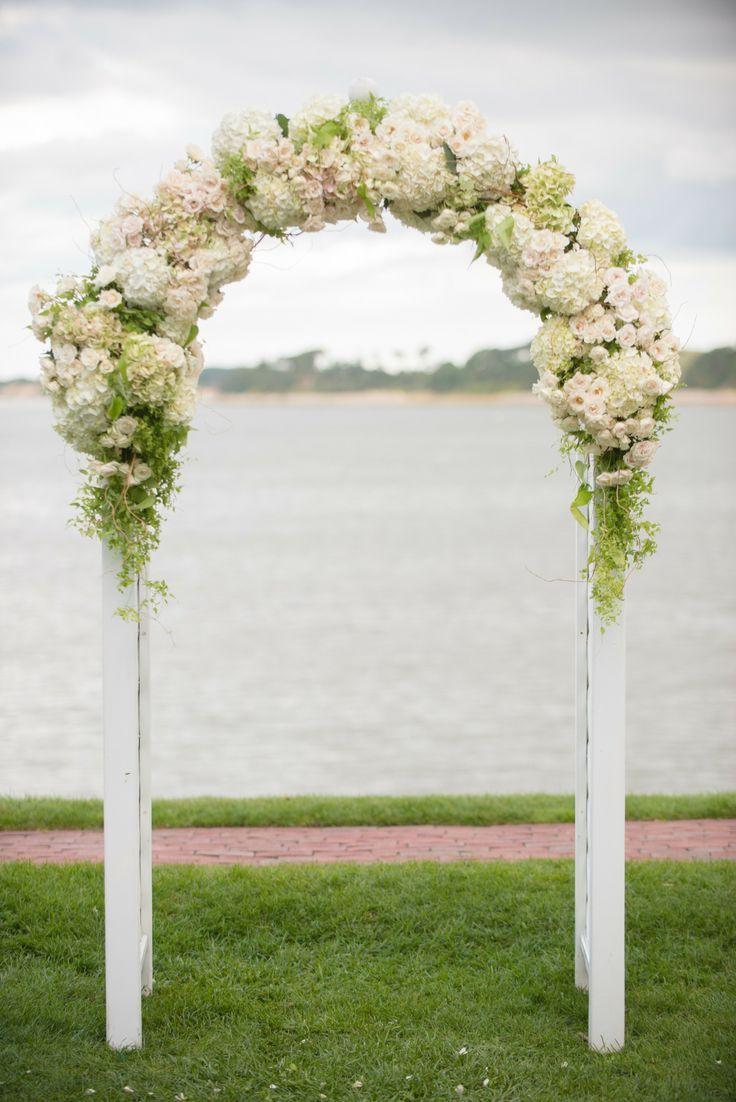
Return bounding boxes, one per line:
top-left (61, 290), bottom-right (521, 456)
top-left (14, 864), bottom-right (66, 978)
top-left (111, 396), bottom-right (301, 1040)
top-left (0, 861), bottom-right (734, 1101)
top-left (1, 791), bottom-right (734, 831)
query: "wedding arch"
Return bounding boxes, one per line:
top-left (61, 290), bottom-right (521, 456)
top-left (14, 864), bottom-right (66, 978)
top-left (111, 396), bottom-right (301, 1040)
top-left (30, 84), bottom-right (680, 1054)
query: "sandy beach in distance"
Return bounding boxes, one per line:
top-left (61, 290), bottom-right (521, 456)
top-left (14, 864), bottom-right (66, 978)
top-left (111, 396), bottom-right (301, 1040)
top-left (2, 384), bottom-right (735, 406)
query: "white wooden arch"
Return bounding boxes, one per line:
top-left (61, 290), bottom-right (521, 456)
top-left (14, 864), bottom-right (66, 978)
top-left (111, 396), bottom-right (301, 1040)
top-left (100, 464), bottom-right (625, 1052)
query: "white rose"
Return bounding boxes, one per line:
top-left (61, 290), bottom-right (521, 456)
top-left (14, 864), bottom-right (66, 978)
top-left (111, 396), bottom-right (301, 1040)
top-left (95, 265), bottom-right (117, 288)
top-left (349, 77), bottom-right (378, 101)
top-left (624, 439), bottom-right (659, 468)
top-left (79, 347), bottom-right (101, 369)
top-left (56, 276), bottom-right (78, 294)
top-left (596, 469), bottom-right (633, 488)
top-left (99, 289), bottom-right (122, 309)
top-left (617, 324), bottom-right (637, 348)
top-left (583, 395), bottom-right (607, 422)
top-left (130, 462), bottom-right (152, 484)
top-left (616, 302), bottom-right (639, 324)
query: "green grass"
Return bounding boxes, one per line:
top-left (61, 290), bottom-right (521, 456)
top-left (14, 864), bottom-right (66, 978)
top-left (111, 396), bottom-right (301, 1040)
top-left (1, 792), bottom-right (734, 831)
top-left (0, 861), bottom-right (734, 1101)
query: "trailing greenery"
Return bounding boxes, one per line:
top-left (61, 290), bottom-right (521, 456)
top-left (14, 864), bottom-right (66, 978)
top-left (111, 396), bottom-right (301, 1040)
top-left (1, 792), bottom-right (734, 832)
top-left (74, 409), bottom-right (189, 616)
top-left (1, 862), bottom-right (734, 1101)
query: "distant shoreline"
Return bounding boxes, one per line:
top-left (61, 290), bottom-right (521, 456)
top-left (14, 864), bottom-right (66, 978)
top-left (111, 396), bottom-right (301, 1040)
top-left (2, 385), bottom-right (735, 407)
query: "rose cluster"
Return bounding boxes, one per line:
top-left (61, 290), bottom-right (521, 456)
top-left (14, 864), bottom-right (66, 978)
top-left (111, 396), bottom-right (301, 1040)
top-left (30, 88), bottom-right (679, 616)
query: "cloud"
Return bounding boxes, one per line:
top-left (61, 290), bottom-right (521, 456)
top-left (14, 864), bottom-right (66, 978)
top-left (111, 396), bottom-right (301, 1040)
top-left (0, 91), bottom-right (179, 152)
top-left (1, 0), bottom-right (735, 378)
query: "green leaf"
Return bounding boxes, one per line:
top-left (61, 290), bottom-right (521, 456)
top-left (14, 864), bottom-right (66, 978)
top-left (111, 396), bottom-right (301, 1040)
top-left (442, 141), bottom-right (458, 174)
top-left (496, 214), bottom-right (515, 250)
top-left (570, 482), bottom-right (593, 528)
top-left (570, 506), bottom-right (589, 529)
top-left (131, 493), bottom-right (156, 512)
top-left (472, 235), bottom-right (488, 263)
top-left (185, 324), bottom-right (199, 347)
top-left (356, 181), bottom-right (376, 219)
top-left (106, 395), bottom-right (125, 421)
top-left (574, 459), bottom-right (587, 481)
top-left (312, 119), bottom-right (343, 149)
top-left (275, 113), bottom-right (289, 137)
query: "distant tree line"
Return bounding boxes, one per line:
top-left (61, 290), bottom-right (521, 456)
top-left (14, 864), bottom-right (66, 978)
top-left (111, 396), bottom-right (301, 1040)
top-left (198, 345), bottom-right (736, 394)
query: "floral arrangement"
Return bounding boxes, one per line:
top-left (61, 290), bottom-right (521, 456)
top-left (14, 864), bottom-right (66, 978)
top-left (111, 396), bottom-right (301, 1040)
top-left (29, 83), bottom-right (680, 622)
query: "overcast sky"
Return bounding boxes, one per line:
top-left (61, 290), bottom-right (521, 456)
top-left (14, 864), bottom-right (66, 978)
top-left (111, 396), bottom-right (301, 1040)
top-left (1, 0), bottom-right (735, 378)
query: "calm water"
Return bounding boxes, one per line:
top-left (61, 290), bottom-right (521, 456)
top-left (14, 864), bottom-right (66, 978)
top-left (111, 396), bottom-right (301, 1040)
top-left (1, 398), bottom-right (734, 797)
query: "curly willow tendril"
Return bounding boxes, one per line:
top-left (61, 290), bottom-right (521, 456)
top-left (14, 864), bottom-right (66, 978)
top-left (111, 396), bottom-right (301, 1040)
top-left (29, 88), bottom-right (680, 622)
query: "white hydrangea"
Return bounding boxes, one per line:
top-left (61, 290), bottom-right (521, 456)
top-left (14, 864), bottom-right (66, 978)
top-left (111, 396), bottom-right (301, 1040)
top-left (536, 249), bottom-right (604, 315)
top-left (483, 204), bottom-right (535, 268)
top-left (448, 101), bottom-right (486, 152)
top-left (576, 200), bottom-right (627, 263)
top-left (92, 212), bottom-right (145, 266)
top-left (212, 109), bottom-right (282, 165)
top-left (388, 94), bottom-right (453, 141)
top-left (113, 247), bottom-right (171, 310)
top-left (189, 235), bottom-right (253, 293)
top-left (246, 173), bottom-right (305, 231)
top-left (289, 94), bottom-right (347, 145)
top-left (531, 316), bottom-right (581, 375)
top-left (391, 143), bottom-right (452, 211)
top-left (457, 134), bottom-right (517, 199)
top-left (599, 348), bottom-right (672, 418)
top-left (501, 267), bottom-right (543, 313)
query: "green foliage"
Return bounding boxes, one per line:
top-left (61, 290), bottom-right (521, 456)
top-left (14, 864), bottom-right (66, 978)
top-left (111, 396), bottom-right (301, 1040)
top-left (466, 211), bottom-right (491, 261)
top-left (74, 409), bottom-right (189, 617)
top-left (220, 152), bottom-right (257, 207)
top-left (115, 302), bottom-right (165, 334)
top-left (348, 92), bottom-right (388, 132)
top-left (495, 213), bottom-right (515, 250)
top-left (106, 394), bottom-right (125, 420)
top-left (569, 466), bottom-right (593, 529)
top-left (442, 141), bottom-right (458, 174)
top-left (311, 117), bottom-right (349, 149)
top-left (356, 181), bottom-right (376, 219)
top-left (275, 112), bottom-right (289, 137)
top-left (1, 862), bottom-right (734, 1101)
top-left (589, 466), bottom-right (660, 626)
top-left (610, 247), bottom-right (646, 270)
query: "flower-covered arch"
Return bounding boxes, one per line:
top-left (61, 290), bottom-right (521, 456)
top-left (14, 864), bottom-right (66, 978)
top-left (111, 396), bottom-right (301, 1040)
top-left (30, 85), bottom-right (680, 621)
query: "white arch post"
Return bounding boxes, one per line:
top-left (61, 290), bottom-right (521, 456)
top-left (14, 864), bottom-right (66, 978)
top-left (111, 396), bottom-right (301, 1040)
top-left (102, 542), bottom-right (153, 1050)
top-left (100, 477), bottom-right (626, 1052)
top-left (574, 463), bottom-right (626, 1052)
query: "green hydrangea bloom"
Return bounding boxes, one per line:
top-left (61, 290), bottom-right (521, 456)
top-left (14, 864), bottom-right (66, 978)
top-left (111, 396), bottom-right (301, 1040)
top-left (523, 158), bottom-right (575, 232)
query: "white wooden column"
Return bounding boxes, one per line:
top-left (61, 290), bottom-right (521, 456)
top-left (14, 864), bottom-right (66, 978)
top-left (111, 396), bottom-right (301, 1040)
top-left (574, 461), bottom-right (626, 1052)
top-left (574, 504), bottom-right (589, 992)
top-left (102, 542), bottom-right (152, 1049)
top-left (138, 574), bottom-right (153, 997)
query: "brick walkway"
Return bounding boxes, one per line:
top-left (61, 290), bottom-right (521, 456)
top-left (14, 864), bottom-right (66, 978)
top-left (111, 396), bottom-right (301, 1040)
top-left (1, 819), bottom-right (734, 866)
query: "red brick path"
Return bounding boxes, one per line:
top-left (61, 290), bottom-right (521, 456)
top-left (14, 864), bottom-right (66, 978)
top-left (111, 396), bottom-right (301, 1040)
top-left (1, 819), bottom-right (734, 866)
